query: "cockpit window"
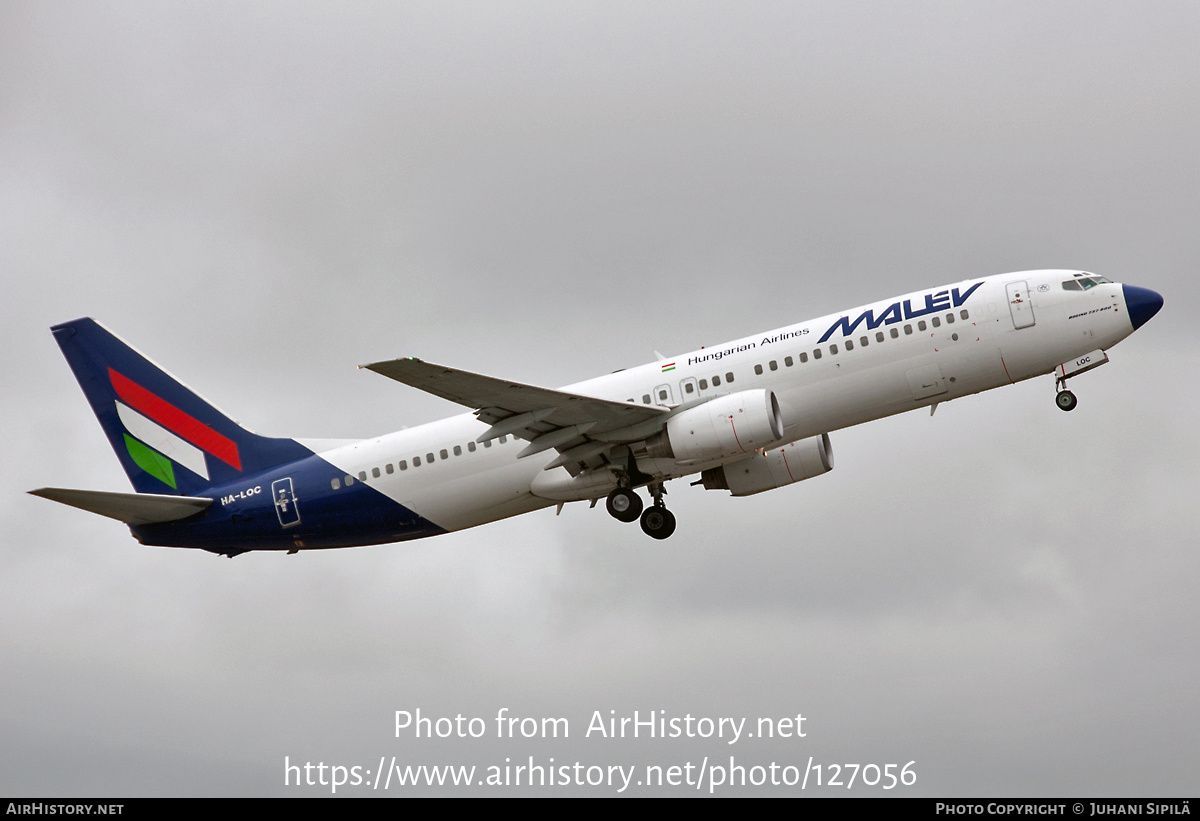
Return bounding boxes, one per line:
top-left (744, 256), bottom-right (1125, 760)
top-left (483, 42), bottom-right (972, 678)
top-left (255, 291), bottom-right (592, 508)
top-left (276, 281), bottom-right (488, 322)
top-left (1064, 275), bottom-right (1112, 291)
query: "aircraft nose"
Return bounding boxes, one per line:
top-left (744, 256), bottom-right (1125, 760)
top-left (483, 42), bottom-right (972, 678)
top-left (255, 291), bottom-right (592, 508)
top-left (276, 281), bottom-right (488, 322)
top-left (1123, 284), bottom-right (1164, 331)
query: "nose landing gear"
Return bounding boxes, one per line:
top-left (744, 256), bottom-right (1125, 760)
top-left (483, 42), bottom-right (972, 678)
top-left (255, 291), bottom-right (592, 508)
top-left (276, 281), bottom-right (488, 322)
top-left (1054, 374), bottom-right (1078, 412)
top-left (1053, 349), bottom-right (1110, 412)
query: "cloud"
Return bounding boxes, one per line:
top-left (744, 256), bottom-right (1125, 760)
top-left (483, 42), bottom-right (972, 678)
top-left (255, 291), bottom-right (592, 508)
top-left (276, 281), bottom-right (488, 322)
top-left (3, 1), bottom-right (1196, 796)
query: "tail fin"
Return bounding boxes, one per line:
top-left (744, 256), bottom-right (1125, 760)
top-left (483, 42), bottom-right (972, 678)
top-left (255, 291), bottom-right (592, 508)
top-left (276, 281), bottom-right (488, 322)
top-left (51, 318), bottom-right (312, 496)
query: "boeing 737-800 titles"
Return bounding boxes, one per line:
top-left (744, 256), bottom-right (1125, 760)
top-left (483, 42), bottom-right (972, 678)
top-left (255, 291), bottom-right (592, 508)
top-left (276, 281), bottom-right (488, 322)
top-left (32, 270), bottom-right (1162, 555)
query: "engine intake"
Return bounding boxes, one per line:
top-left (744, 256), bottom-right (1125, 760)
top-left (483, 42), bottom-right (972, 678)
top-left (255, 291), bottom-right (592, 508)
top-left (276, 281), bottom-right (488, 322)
top-left (645, 389), bottom-right (784, 462)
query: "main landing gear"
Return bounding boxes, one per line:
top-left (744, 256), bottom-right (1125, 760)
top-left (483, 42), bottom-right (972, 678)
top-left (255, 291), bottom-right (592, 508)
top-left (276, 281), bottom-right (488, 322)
top-left (604, 482), bottom-right (676, 540)
top-left (605, 487), bottom-right (642, 522)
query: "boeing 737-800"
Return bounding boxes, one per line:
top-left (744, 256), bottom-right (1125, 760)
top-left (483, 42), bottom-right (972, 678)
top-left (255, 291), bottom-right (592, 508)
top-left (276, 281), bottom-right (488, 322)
top-left (31, 270), bottom-right (1162, 555)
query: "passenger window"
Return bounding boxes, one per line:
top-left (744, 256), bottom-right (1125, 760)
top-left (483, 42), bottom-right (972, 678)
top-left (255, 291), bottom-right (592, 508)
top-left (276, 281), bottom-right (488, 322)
top-left (642, 394), bottom-right (651, 404)
top-left (785, 356), bottom-right (793, 367)
top-left (345, 474), bottom-right (355, 485)
top-left (699, 379), bottom-right (708, 390)
top-left (399, 460), bottom-right (408, 470)
top-left (385, 463), bottom-right (394, 474)
top-left (769, 360), bottom-right (778, 371)
top-left (830, 344), bottom-right (838, 355)
top-left (754, 364), bottom-right (763, 375)
top-left (426, 452), bottom-right (435, 462)
top-left (918, 321), bottom-right (927, 331)
top-left (799, 352), bottom-right (808, 363)
top-left (904, 324), bottom-right (913, 335)
top-left (483, 441), bottom-right (492, 449)
top-left (845, 340), bottom-right (854, 351)
top-left (860, 336), bottom-right (868, 347)
top-left (499, 436), bottom-right (507, 444)
top-left (331, 478), bottom-right (341, 490)
top-left (440, 449), bottom-right (448, 460)
top-left (372, 467), bottom-right (380, 478)
top-left (467, 442), bottom-right (476, 452)
top-left (712, 375), bottom-right (721, 386)
top-left (726, 372), bottom-right (734, 382)
top-left (359, 471), bottom-right (367, 481)
top-left (813, 349), bottom-right (822, 360)
top-left (453, 445), bottom-right (462, 456)
top-left (890, 328), bottom-right (899, 338)
top-left (931, 316), bottom-right (940, 328)
top-left (876, 332), bottom-right (884, 342)
top-left (960, 309), bottom-right (969, 320)
top-left (413, 456), bottom-right (421, 466)
top-left (946, 313), bottom-right (955, 324)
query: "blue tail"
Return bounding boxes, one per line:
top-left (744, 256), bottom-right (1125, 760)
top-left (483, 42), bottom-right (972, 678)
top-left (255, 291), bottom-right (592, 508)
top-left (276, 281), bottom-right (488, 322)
top-left (52, 318), bottom-right (312, 496)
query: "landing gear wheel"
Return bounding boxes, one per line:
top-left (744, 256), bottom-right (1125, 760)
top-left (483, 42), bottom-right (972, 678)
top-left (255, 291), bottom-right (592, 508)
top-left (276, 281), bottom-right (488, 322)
top-left (640, 506), bottom-right (677, 540)
top-left (606, 488), bottom-right (643, 523)
top-left (1055, 390), bottom-right (1078, 412)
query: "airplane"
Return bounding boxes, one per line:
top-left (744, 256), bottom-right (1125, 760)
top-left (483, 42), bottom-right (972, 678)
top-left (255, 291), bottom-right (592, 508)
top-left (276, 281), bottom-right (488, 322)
top-left (31, 270), bottom-right (1162, 556)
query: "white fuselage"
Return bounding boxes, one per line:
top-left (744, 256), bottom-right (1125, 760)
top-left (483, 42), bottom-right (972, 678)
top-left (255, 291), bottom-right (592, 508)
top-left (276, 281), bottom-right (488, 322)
top-left (314, 271), bottom-right (1138, 533)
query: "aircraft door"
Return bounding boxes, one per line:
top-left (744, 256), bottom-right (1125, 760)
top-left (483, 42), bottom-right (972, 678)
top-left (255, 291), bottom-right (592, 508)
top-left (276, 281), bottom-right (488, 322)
top-left (272, 477), bottom-right (301, 528)
top-left (906, 364), bottom-right (947, 400)
top-left (679, 377), bottom-right (698, 403)
top-left (1006, 281), bottom-right (1036, 329)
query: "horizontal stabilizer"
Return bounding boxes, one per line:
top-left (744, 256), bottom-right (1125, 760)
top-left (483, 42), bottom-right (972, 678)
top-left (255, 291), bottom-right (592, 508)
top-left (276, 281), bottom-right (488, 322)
top-left (29, 487), bottom-right (212, 525)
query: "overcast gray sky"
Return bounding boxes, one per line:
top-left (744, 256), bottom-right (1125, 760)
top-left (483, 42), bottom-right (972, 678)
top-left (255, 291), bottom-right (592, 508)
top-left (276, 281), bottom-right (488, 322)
top-left (2, 1), bottom-right (1197, 796)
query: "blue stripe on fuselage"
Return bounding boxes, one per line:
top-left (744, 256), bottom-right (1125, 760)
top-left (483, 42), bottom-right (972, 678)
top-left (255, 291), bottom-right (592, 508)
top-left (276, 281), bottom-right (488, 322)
top-left (130, 453), bottom-right (445, 554)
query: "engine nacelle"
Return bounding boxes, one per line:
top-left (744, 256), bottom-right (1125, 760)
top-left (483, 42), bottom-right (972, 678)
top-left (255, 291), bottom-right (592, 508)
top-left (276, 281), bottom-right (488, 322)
top-left (645, 389), bottom-right (784, 463)
top-left (700, 434), bottom-right (834, 496)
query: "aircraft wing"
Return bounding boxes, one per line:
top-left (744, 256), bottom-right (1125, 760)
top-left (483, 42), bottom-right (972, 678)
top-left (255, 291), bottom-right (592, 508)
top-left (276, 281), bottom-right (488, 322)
top-left (362, 358), bottom-right (668, 471)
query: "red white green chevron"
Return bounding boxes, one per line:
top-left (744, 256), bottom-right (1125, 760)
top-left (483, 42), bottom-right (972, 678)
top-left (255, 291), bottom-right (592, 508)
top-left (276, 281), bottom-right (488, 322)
top-left (108, 368), bottom-right (241, 489)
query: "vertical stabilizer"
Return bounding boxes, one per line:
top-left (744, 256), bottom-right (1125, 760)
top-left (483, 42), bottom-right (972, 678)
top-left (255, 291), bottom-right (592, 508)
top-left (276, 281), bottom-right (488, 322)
top-left (51, 318), bottom-right (312, 495)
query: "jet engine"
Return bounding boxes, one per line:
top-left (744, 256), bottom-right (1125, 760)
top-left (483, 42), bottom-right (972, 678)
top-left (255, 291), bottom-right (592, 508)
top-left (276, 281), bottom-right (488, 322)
top-left (700, 434), bottom-right (833, 496)
top-left (644, 389), bottom-right (784, 462)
